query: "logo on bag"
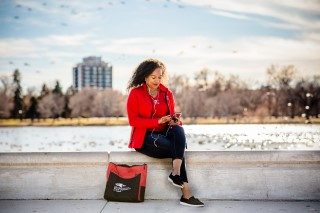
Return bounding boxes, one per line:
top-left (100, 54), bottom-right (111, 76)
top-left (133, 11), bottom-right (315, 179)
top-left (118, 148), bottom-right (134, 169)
top-left (113, 183), bottom-right (131, 192)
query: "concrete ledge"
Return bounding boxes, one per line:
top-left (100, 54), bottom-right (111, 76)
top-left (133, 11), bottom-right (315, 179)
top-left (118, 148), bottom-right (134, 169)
top-left (186, 151), bottom-right (320, 200)
top-left (0, 152), bottom-right (108, 199)
top-left (0, 152), bottom-right (108, 166)
top-left (1, 151), bottom-right (320, 200)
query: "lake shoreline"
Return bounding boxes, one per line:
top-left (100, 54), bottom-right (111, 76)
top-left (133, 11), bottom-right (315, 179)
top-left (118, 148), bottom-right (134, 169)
top-left (1, 124), bottom-right (319, 152)
top-left (0, 116), bottom-right (319, 127)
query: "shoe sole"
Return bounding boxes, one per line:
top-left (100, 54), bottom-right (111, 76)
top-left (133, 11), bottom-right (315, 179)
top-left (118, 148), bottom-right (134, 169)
top-left (180, 201), bottom-right (204, 207)
top-left (168, 177), bottom-right (184, 188)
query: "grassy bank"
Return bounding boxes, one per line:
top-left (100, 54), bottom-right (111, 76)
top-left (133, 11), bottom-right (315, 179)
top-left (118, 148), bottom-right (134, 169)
top-left (0, 116), bottom-right (319, 127)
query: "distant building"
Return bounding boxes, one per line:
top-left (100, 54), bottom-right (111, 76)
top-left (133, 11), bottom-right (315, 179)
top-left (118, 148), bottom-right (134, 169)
top-left (73, 56), bottom-right (112, 90)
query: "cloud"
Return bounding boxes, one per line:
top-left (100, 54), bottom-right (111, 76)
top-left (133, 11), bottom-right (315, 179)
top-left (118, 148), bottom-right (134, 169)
top-left (0, 34), bottom-right (93, 58)
top-left (14, 0), bottom-right (109, 24)
top-left (181, 0), bottom-right (320, 31)
top-left (37, 35), bottom-right (91, 46)
top-left (97, 35), bottom-right (320, 62)
top-left (11, 0), bottom-right (320, 33)
top-left (1, 33), bottom-right (319, 91)
top-left (209, 10), bottom-right (250, 20)
top-left (95, 35), bottom-right (320, 89)
top-left (1, 33), bottom-right (319, 65)
top-left (274, 0), bottom-right (320, 12)
top-left (2, 0), bottom-right (320, 91)
top-left (303, 32), bottom-right (320, 42)
top-left (0, 39), bottom-right (38, 57)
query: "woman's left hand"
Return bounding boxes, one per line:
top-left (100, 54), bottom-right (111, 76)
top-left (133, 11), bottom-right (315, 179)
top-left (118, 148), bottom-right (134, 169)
top-left (168, 117), bottom-right (180, 126)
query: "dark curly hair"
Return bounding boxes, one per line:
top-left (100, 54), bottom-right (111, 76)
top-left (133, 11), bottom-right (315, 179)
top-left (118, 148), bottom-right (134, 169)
top-left (127, 59), bottom-right (167, 91)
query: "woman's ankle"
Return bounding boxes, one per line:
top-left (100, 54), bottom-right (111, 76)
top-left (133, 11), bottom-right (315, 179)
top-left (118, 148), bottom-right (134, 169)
top-left (182, 194), bottom-right (192, 199)
top-left (171, 170), bottom-right (180, 176)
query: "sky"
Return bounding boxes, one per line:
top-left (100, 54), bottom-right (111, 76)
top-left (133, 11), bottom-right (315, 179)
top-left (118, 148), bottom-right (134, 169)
top-left (0, 0), bottom-right (320, 93)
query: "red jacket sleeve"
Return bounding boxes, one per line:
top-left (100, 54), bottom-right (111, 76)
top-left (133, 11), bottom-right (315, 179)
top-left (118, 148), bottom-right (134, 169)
top-left (127, 89), bottom-right (159, 128)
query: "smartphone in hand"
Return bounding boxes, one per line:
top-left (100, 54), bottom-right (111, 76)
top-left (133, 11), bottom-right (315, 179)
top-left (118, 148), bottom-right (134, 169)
top-left (172, 112), bottom-right (182, 123)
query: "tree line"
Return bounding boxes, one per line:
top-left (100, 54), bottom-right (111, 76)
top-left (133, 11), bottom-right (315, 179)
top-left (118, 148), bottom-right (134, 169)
top-left (169, 65), bottom-right (319, 123)
top-left (0, 69), bottom-right (126, 120)
top-left (0, 65), bottom-right (319, 123)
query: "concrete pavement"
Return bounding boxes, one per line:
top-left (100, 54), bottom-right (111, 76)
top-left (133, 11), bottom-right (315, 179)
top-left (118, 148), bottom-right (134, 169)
top-left (0, 200), bottom-right (319, 213)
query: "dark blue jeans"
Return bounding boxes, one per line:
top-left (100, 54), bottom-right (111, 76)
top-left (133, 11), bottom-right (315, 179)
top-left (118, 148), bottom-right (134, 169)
top-left (135, 125), bottom-right (188, 182)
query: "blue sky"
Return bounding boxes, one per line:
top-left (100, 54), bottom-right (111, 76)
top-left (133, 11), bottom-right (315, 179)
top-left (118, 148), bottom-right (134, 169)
top-left (0, 0), bottom-right (319, 93)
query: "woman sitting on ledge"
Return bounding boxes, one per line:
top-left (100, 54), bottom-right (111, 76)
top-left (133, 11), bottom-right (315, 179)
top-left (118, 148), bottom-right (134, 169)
top-left (126, 58), bottom-right (204, 207)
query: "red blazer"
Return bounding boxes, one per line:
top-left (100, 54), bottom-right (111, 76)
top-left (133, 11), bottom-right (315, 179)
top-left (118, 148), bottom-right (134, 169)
top-left (127, 83), bottom-right (176, 148)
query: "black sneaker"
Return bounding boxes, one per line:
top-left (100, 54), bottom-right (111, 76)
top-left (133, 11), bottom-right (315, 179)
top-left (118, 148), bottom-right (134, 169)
top-left (180, 196), bottom-right (204, 207)
top-left (168, 173), bottom-right (184, 188)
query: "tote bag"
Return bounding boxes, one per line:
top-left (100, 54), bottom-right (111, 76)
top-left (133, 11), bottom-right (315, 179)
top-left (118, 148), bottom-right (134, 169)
top-left (104, 162), bottom-right (147, 202)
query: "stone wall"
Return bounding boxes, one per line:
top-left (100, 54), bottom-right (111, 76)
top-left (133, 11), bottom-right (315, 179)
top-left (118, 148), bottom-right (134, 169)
top-left (1, 151), bottom-right (319, 200)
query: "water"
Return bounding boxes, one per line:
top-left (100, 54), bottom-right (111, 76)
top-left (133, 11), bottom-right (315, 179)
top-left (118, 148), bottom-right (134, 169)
top-left (0, 124), bottom-right (319, 152)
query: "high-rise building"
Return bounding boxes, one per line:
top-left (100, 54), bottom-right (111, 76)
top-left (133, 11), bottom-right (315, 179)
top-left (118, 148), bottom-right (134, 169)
top-left (73, 56), bottom-right (112, 90)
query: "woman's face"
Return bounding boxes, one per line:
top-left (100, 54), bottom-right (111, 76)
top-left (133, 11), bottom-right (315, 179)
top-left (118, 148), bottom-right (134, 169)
top-left (145, 68), bottom-right (163, 90)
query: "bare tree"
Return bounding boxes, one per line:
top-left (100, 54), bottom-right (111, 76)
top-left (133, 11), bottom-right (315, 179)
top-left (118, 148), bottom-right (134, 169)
top-left (179, 86), bottom-right (206, 118)
top-left (225, 74), bottom-right (247, 91)
top-left (0, 76), bottom-right (12, 92)
top-left (293, 75), bottom-right (320, 121)
top-left (0, 76), bottom-right (13, 118)
top-left (206, 71), bottom-right (225, 97)
top-left (93, 89), bottom-right (126, 117)
top-left (37, 92), bottom-right (65, 118)
top-left (267, 65), bottom-right (297, 89)
top-left (194, 68), bottom-right (212, 91)
top-left (239, 89), bottom-right (264, 114)
top-left (168, 74), bottom-right (189, 95)
top-left (260, 86), bottom-right (277, 117)
top-left (69, 88), bottom-right (98, 118)
top-left (211, 90), bottom-right (243, 117)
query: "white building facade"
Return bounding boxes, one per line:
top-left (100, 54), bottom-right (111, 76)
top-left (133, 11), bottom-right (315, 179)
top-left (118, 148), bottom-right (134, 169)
top-left (73, 56), bottom-right (112, 90)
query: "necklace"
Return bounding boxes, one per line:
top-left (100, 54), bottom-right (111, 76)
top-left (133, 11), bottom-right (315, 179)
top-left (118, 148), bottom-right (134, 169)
top-left (150, 90), bottom-right (159, 105)
top-left (148, 88), bottom-right (158, 97)
top-left (147, 86), bottom-right (159, 105)
top-left (147, 85), bottom-right (158, 97)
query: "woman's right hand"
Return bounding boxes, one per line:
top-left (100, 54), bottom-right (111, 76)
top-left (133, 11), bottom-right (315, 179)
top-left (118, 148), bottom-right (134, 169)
top-left (158, 115), bottom-right (172, 124)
